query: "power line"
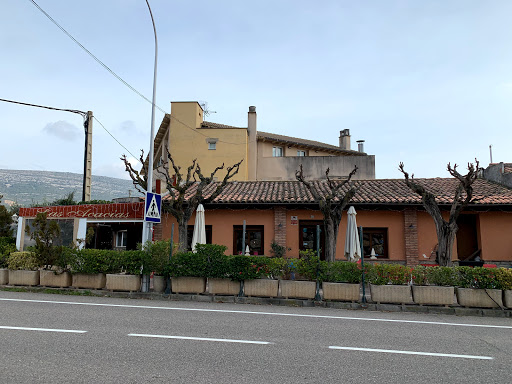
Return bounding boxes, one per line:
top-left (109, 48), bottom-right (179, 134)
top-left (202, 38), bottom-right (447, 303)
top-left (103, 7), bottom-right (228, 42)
top-left (92, 116), bottom-right (141, 163)
top-left (0, 97), bottom-right (141, 164)
top-left (28, 0), bottom-right (247, 147)
top-left (28, 0), bottom-right (168, 115)
top-left (0, 97), bottom-right (86, 117)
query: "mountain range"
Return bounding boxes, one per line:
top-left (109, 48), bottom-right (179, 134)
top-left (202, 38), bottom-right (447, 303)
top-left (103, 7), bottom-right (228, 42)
top-left (0, 169), bottom-right (140, 207)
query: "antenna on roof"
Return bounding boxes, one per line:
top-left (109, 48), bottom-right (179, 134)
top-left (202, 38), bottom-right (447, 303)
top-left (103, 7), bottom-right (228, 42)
top-left (199, 101), bottom-right (217, 118)
top-left (489, 144), bottom-right (493, 164)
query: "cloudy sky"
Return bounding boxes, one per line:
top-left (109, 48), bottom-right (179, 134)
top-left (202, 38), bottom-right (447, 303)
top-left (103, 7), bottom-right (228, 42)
top-left (1, 0), bottom-right (511, 180)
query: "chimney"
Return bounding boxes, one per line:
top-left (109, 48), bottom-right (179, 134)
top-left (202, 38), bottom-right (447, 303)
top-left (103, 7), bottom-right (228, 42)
top-left (248, 106), bottom-right (257, 180)
top-left (357, 140), bottom-right (365, 153)
top-left (339, 129), bottom-right (350, 150)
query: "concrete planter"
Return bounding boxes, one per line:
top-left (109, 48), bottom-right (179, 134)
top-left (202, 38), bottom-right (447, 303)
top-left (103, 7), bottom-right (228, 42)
top-left (456, 288), bottom-right (503, 308)
top-left (152, 275), bottom-right (166, 293)
top-left (504, 290), bottom-right (512, 309)
top-left (0, 268), bottom-right (8, 285)
top-left (106, 274), bottom-right (141, 292)
top-left (322, 282), bottom-right (360, 302)
top-left (71, 273), bottom-right (106, 289)
top-left (412, 285), bottom-right (455, 306)
top-left (208, 278), bottom-right (240, 296)
top-left (279, 280), bottom-right (316, 299)
top-left (40, 270), bottom-right (72, 288)
top-left (370, 284), bottom-right (412, 304)
top-left (8, 270), bottom-right (40, 286)
top-left (171, 277), bottom-right (206, 294)
top-left (244, 279), bottom-right (279, 297)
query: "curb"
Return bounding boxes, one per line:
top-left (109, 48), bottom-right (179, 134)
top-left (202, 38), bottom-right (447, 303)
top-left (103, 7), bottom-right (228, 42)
top-left (2, 285), bottom-right (511, 318)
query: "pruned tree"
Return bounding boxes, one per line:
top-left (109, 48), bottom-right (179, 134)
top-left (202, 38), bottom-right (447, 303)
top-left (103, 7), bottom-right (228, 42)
top-left (398, 160), bottom-right (479, 267)
top-left (0, 194), bottom-right (13, 237)
top-left (121, 151), bottom-right (148, 194)
top-left (157, 147), bottom-right (242, 251)
top-left (295, 165), bottom-right (358, 262)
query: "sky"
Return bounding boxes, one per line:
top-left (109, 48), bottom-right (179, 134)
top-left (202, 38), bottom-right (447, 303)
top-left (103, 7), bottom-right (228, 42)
top-left (1, 0), bottom-right (511, 181)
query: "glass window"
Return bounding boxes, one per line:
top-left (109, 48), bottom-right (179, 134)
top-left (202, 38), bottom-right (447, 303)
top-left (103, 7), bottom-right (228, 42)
top-left (208, 142), bottom-right (216, 150)
top-left (272, 146), bottom-right (283, 157)
top-left (362, 228), bottom-right (388, 258)
top-left (116, 231), bottom-right (127, 248)
top-left (297, 150), bottom-right (307, 157)
top-left (233, 225), bottom-right (264, 255)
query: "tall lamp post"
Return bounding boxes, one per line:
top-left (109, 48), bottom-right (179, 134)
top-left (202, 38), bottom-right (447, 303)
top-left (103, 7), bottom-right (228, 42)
top-left (142, 0), bottom-right (158, 245)
top-left (141, 0), bottom-right (158, 292)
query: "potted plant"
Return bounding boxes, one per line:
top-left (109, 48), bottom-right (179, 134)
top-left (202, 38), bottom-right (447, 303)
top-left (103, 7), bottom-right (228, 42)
top-left (0, 237), bottom-right (16, 285)
top-left (496, 268), bottom-right (512, 309)
top-left (230, 256), bottom-right (279, 298)
top-left (69, 248), bottom-right (111, 289)
top-left (195, 244), bottom-right (240, 296)
top-left (367, 264), bottom-right (413, 304)
top-left (320, 260), bottom-right (361, 302)
top-left (279, 252), bottom-right (317, 300)
top-left (105, 250), bottom-right (143, 292)
top-left (7, 251), bottom-right (40, 286)
top-left (456, 267), bottom-right (504, 308)
top-left (167, 251), bottom-right (207, 294)
top-left (411, 266), bottom-right (456, 306)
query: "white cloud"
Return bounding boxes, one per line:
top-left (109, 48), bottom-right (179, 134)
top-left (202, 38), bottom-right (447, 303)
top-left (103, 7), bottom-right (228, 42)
top-left (43, 121), bottom-right (81, 141)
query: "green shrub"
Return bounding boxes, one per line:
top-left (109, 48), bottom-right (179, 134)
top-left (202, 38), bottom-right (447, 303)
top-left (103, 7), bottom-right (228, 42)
top-left (167, 251), bottom-right (207, 277)
top-left (112, 250), bottom-right (146, 275)
top-left (0, 237), bottom-right (17, 268)
top-left (321, 261), bottom-right (362, 284)
top-left (366, 264), bottom-right (412, 285)
top-left (455, 266), bottom-right (503, 289)
top-left (68, 248), bottom-right (118, 275)
top-left (7, 251), bottom-right (39, 270)
top-left (140, 240), bottom-right (173, 275)
top-left (195, 244), bottom-right (229, 279)
top-left (495, 268), bottom-right (512, 290)
top-left (295, 250), bottom-right (321, 281)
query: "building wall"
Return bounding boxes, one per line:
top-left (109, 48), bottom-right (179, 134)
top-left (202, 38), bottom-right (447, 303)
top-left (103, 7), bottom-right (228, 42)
top-left (482, 163), bottom-right (512, 188)
top-left (256, 153), bottom-right (375, 180)
top-left (478, 212), bottom-right (512, 261)
top-left (167, 102), bottom-right (249, 181)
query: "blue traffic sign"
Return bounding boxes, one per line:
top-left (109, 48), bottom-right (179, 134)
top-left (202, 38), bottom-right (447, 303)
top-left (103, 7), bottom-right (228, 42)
top-left (145, 192), bottom-right (162, 223)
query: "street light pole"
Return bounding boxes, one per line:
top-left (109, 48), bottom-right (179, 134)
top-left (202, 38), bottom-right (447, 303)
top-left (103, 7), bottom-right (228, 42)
top-left (141, 0), bottom-right (158, 292)
top-left (142, 0), bottom-right (158, 247)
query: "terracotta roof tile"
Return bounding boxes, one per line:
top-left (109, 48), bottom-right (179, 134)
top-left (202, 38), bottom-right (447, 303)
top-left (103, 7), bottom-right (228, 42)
top-left (164, 178), bottom-right (512, 206)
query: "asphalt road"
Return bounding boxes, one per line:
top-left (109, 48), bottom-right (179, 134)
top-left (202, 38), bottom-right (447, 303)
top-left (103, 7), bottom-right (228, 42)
top-left (0, 291), bottom-right (511, 383)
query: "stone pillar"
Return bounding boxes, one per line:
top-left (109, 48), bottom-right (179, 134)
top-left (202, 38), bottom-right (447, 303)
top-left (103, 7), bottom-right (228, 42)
top-left (274, 206), bottom-right (287, 248)
top-left (404, 209), bottom-right (419, 266)
top-left (247, 106), bottom-right (257, 180)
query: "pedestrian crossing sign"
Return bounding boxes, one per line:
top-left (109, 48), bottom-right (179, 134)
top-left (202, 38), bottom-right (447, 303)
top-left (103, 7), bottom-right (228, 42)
top-left (144, 192), bottom-right (162, 223)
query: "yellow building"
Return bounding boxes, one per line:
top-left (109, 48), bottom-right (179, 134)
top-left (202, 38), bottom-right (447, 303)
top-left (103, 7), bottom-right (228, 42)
top-left (149, 101), bottom-right (375, 188)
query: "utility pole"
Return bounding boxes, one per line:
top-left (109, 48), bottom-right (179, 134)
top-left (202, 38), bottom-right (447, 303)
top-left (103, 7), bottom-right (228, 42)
top-left (82, 111), bottom-right (93, 202)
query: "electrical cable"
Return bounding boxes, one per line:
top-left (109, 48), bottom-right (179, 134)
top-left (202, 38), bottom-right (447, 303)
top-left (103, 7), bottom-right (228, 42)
top-left (27, 0), bottom-right (250, 147)
top-left (0, 97), bottom-right (86, 117)
top-left (92, 116), bottom-right (142, 163)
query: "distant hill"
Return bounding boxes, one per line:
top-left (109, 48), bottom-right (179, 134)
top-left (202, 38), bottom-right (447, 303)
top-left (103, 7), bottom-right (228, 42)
top-left (0, 169), bottom-right (141, 207)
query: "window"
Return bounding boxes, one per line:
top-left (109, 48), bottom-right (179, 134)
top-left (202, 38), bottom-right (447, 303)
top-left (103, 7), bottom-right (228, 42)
top-left (362, 228), bottom-right (388, 258)
top-left (299, 221), bottom-right (325, 260)
top-left (233, 225), bottom-right (264, 255)
top-left (297, 150), bottom-right (307, 157)
top-left (186, 225), bottom-right (213, 251)
top-left (116, 230), bottom-right (127, 248)
top-left (272, 146), bottom-right (283, 157)
top-left (206, 138), bottom-right (218, 150)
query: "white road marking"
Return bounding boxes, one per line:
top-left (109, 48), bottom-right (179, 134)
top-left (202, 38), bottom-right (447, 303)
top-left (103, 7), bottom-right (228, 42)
top-left (1, 297), bottom-right (511, 330)
top-left (329, 346), bottom-right (493, 360)
top-left (128, 333), bottom-right (272, 345)
top-left (0, 325), bottom-right (87, 334)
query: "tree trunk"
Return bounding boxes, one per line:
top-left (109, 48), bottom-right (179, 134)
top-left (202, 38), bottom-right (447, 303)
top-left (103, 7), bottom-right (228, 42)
top-left (324, 217), bottom-right (338, 262)
top-left (177, 218), bottom-right (189, 252)
top-left (436, 222), bottom-right (457, 267)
